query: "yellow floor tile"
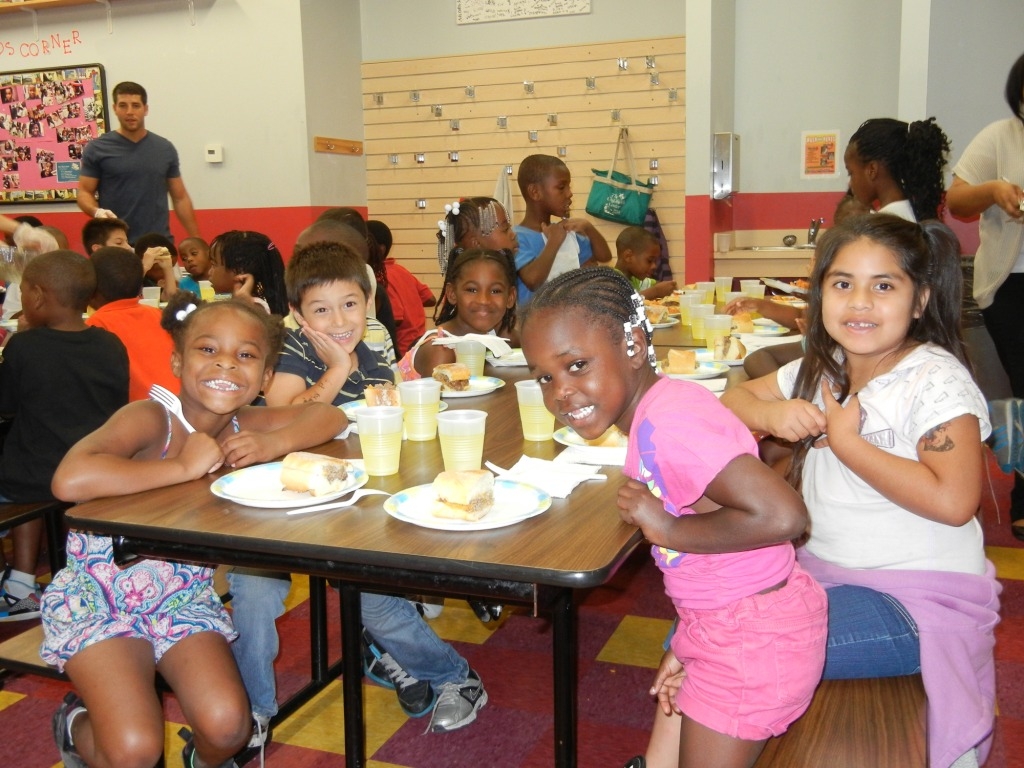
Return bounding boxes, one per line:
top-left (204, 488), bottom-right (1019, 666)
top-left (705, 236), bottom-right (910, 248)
top-left (986, 545), bottom-right (1024, 581)
top-left (284, 574), bottom-right (311, 612)
top-left (425, 599), bottom-right (509, 645)
top-left (0, 689), bottom-right (24, 711)
top-left (597, 615), bottom-right (675, 668)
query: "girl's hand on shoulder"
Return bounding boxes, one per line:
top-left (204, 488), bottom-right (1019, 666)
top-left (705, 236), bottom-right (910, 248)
top-left (617, 478), bottom-right (669, 539)
top-left (649, 650), bottom-right (685, 716)
top-left (765, 398), bottom-right (826, 442)
top-left (219, 430), bottom-right (275, 469)
top-left (174, 432), bottom-right (225, 477)
top-left (817, 380), bottom-right (861, 451)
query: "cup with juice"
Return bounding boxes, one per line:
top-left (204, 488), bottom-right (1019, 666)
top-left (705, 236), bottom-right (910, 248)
top-left (690, 303), bottom-right (714, 343)
top-left (703, 314), bottom-right (733, 353)
top-left (436, 410), bottom-right (487, 471)
top-left (514, 380), bottom-right (554, 441)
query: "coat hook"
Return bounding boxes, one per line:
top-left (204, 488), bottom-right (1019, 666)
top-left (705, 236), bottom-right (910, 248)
top-left (649, 158), bottom-right (659, 170)
top-left (505, 165), bottom-right (514, 175)
top-left (649, 176), bottom-right (659, 187)
top-left (645, 56), bottom-right (656, 69)
top-left (611, 109), bottom-right (621, 122)
top-left (449, 151), bottom-right (459, 162)
top-left (410, 91), bottom-right (420, 102)
top-left (523, 81), bottom-right (534, 94)
top-left (668, 88), bottom-right (678, 102)
top-left (416, 199), bottom-right (427, 208)
top-left (497, 116), bottom-right (508, 129)
top-left (650, 72), bottom-right (660, 86)
top-left (547, 113), bottom-right (558, 126)
top-left (585, 76), bottom-right (596, 90)
top-left (465, 86), bottom-right (475, 98)
top-left (388, 154), bottom-right (399, 165)
top-left (617, 58), bottom-right (629, 70)
top-left (373, 93), bottom-right (384, 106)
top-left (557, 146), bottom-right (567, 157)
top-left (432, 105), bottom-right (443, 117)
top-left (415, 153), bottom-right (426, 164)
top-left (528, 130), bottom-right (539, 142)
top-left (450, 119), bottom-right (460, 131)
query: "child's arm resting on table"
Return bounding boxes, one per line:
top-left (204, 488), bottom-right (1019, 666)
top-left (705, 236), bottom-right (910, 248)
top-left (617, 453), bottom-right (808, 554)
top-left (720, 373), bottom-right (827, 442)
top-left (224, 402), bottom-right (347, 468)
top-left (52, 403), bottom-right (225, 502)
top-left (818, 382), bottom-right (983, 525)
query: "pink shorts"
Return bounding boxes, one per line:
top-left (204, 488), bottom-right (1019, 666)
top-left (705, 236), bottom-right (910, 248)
top-left (671, 563), bottom-right (828, 741)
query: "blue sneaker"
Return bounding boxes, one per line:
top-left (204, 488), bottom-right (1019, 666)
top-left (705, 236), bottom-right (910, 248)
top-left (361, 628), bottom-right (436, 718)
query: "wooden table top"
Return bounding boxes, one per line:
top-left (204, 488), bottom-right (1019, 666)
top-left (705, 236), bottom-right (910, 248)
top-left (67, 364), bottom-right (644, 590)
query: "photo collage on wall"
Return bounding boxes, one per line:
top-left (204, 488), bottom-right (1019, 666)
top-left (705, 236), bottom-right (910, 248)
top-left (0, 64), bottom-right (107, 204)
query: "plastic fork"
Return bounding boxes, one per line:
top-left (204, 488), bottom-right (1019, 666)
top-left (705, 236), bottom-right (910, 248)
top-left (286, 488), bottom-right (392, 516)
top-left (149, 384), bottom-right (195, 433)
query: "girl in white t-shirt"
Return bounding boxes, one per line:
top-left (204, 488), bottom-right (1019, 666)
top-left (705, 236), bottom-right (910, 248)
top-left (723, 215), bottom-right (1000, 768)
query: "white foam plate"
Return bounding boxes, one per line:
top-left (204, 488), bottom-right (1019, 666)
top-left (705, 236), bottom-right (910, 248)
top-left (211, 461), bottom-right (367, 509)
top-left (384, 479), bottom-right (551, 531)
top-left (440, 376), bottom-right (506, 398)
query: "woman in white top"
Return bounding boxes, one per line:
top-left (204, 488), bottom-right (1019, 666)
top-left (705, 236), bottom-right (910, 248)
top-left (947, 50), bottom-right (1024, 539)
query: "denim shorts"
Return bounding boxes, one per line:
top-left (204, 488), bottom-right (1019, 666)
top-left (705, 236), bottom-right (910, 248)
top-left (671, 563), bottom-right (828, 741)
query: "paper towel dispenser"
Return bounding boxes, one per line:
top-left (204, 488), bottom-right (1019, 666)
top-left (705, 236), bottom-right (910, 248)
top-left (712, 132), bottom-right (739, 200)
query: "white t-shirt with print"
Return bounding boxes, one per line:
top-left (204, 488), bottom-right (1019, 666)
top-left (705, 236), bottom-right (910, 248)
top-left (777, 344), bottom-right (990, 575)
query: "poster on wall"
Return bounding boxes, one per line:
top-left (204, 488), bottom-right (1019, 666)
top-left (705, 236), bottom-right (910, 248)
top-left (0, 63), bottom-right (107, 205)
top-left (456, 0), bottom-right (591, 25)
top-left (801, 130), bottom-right (840, 179)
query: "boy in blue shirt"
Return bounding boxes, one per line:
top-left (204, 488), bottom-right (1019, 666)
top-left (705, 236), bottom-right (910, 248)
top-left (228, 241), bottom-right (486, 763)
top-left (514, 154), bottom-right (612, 305)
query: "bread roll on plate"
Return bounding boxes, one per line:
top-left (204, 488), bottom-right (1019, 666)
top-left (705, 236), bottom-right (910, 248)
top-left (432, 362), bottom-right (471, 392)
top-left (432, 470), bottom-right (495, 521)
top-left (664, 348), bottom-right (698, 374)
top-left (714, 335), bottom-right (746, 361)
top-left (280, 452), bottom-right (352, 497)
top-left (364, 382), bottom-right (401, 406)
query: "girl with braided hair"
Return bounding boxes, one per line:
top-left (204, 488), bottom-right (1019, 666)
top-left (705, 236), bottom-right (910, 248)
top-left (207, 230), bottom-right (288, 316)
top-left (844, 117), bottom-right (952, 221)
top-left (520, 268), bottom-right (827, 768)
top-left (435, 197), bottom-right (518, 275)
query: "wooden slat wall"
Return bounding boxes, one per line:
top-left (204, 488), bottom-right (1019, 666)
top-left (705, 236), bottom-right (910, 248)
top-left (361, 36), bottom-right (684, 298)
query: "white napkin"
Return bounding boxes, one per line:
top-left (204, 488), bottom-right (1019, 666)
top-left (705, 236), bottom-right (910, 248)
top-left (431, 333), bottom-right (513, 357)
top-left (486, 348), bottom-right (527, 367)
top-left (486, 457), bottom-right (605, 499)
top-left (553, 445), bottom-right (627, 467)
top-left (548, 229), bottom-right (581, 282)
top-left (740, 334), bottom-right (803, 351)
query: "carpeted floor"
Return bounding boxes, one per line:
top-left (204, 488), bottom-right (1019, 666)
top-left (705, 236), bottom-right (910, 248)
top-left (2, 455), bottom-right (1023, 768)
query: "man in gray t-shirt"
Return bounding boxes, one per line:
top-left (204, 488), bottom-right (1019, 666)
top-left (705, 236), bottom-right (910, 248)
top-left (77, 81), bottom-right (200, 243)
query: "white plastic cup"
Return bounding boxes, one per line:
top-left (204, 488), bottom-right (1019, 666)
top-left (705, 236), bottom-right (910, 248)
top-left (514, 380), bottom-right (554, 441)
top-left (454, 340), bottom-right (486, 378)
top-left (354, 406), bottom-right (404, 476)
top-left (142, 286), bottom-right (160, 303)
top-left (724, 291), bottom-right (746, 305)
top-left (703, 314), bottom-right (733, 352)
top-left (397, 379), bottom-right (442, 442)
top-left (677, 290), bottom-right (703, 327)
top-left (690, 303), bottom-right (714, 342)
top-left (739, 279), bottom-right (762, 295)
top-left (714, 276), bottom-right (734, 303)
top-left (198, 280), bottom-right (215, 301)
top-left (436, 409), bottom-right (487, 471)
top-left (746, 283), bottom-right (766, 299)
top-left (695, 281), bottom-right (716, 306)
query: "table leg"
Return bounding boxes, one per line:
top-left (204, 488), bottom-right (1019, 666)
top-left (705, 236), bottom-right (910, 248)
top-left (551, 587), bottom-right (577, 768)
top-left (340, 584), bottom-right (365, 768)
top-left (309, 576), bottom-right (328, 682)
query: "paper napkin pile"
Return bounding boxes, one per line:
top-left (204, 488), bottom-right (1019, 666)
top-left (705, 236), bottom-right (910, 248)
top-left (486, 457), bottom-right (606, 498)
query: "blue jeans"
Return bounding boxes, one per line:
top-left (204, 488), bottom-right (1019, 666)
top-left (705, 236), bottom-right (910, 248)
top-left (821, 585), bottom-right (921, 679)
top-left (227, 571), bottom-right (469, 717)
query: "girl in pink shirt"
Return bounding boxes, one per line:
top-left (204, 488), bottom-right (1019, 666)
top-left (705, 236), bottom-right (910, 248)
top-left (521, 268), bottom-right (827, 768)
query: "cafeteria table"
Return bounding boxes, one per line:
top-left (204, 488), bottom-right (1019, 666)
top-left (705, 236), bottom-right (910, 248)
top-left (65, 366), bottom-right (643, 768)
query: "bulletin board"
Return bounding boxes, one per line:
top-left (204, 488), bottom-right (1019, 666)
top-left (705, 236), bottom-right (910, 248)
top-left (0, 63), bottom-right (107, 204)
top-left (456, 0), bottom-right (590, 25)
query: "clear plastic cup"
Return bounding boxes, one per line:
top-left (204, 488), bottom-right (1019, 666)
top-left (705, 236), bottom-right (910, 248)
top-left (677, 290), bottom-right (703, 327)
top-left (703, 314), bottom-right (733, 352)
top-left (454, 340), bottom-right (486, 378)
top-left (397, 379), bottom-right (442, 441)
top-left (695, 281), bottom-right (716, 306)
top-left (714, 276), bottom-right (734, 303)
top-left (724, 291), bottom-right (746, 306)
top-left (690, 303), bottom-right (714, 342)
top-left (436, 410), bottom-right (487, 471)
top-left (514, 380), bottom-right (554, 441)
top-left (739, 279), bottom-right (762, 295)
top-left (198, 280), bottom-right (215, 301)
top-left (745, 283), bottom-right (766, 299)
top-left (353, 406), bottom-right (404, 476)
